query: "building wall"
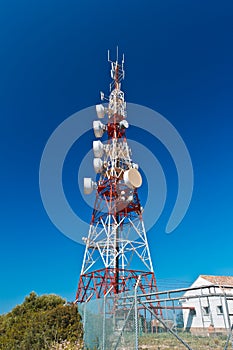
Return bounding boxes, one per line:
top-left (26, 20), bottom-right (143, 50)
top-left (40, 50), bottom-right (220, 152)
top-left (181, 277), bottom-right (233, 333)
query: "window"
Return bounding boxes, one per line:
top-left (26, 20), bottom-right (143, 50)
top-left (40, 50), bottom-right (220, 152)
top-left (190, 308), bottom-right (196, 316)
top-left (203, 306), bottom-right (210, 316)
top-left (217, 305), bottom-right (223, 314)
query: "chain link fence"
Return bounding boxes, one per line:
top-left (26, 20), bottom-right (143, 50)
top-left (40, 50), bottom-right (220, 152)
top-left (79, 284), bottom-right (233, 350)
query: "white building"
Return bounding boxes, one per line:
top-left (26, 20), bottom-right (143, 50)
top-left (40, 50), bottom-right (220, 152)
top-left (181, 275), bottom-right (233, 335)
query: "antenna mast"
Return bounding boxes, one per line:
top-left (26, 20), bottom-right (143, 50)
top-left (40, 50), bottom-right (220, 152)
top-left (76, 49), bottom-right (159, 303)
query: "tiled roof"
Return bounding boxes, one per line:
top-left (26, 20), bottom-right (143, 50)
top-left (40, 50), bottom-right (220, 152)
top-left (200, 275), bottom-right (233, 286)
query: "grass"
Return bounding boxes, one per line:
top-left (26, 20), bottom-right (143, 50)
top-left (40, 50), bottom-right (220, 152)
top-left (138, 332), bottom-right (229, 350)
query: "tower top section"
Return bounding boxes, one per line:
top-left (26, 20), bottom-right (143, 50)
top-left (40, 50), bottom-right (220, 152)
top-left (108, 47), bottom-right (125, 92)
top-left (98, 47), bottom-right (127, 121)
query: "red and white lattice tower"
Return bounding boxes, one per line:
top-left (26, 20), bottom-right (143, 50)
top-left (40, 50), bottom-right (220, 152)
top-left (76, 50), bottom-right (158, 303)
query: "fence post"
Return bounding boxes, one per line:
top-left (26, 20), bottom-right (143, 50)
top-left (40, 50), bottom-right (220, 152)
top-left (103, 295), bottom-right (106, 350)
top-left (223, 292), bottom-right (233, 350)
top-left (103, 286), bottom-right (113, 350)
top-left (83, 303), bottom-right (87, 350)
top-left (135, 276), bottom-right (141, 350)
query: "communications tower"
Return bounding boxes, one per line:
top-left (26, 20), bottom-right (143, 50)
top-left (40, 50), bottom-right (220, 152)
top-left (76, 50), bottom-right (158, 303)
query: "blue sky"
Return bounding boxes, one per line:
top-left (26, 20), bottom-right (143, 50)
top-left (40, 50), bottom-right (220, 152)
top-left (1, 0), bottom-right (233, 314)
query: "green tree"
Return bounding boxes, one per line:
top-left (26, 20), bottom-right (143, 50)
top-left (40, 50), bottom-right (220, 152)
top-left (0, 292), bottom-right (83, 350)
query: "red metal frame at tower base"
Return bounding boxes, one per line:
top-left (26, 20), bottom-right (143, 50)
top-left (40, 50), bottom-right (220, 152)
top-left (76, 268), bottom-right (157, 303)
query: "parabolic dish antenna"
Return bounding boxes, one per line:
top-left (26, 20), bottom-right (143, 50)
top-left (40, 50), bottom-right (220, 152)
top-left (93, 157), bottom-right (103, 173)
top-left (93, 140), bottom-right (104, 158)
top-left (93, 120), bottom-right (105, 138)
top-left (84, 178), bottom-right (95, 194)
top-left (123, 168), bottom-right (142, 189)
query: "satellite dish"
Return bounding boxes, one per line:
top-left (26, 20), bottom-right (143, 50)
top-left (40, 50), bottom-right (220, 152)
top-left (84, 178), bottom-right (96, 194)
top-left (127, 195), bottom-right (134, 202)
top-left (93, 120), bottom-right (105, 138)
top-left (93, 140), bottom-right (104, 158)
top-left (132, 163), bottom-right (139, 169)
top-left (93, 158), bottom-right (103, 173)
top-left (100, 91), bottom-right (105, 101)
top-left (123, 168), bottom-right (142, 189)
top-left (119, 120), bottom-right (129, 129)
top-left (96, 104), bottom-right (105, 119)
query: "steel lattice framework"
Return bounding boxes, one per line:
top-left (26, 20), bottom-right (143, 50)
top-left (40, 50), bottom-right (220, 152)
top-left (76, 50), bottom-right (158, 303)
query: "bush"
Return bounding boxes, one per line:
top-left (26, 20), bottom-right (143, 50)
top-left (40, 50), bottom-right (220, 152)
top-left (0, 292), bottom-right (83, 350)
